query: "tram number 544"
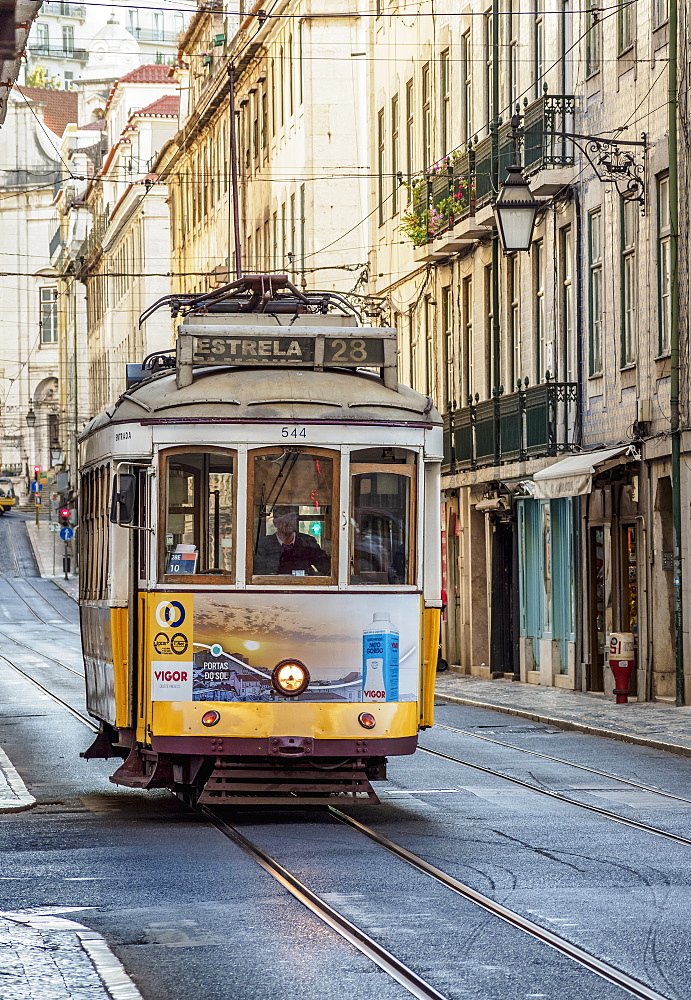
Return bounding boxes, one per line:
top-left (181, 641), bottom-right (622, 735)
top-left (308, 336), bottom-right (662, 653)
top-left (281, 427), bottom-right (307, 438)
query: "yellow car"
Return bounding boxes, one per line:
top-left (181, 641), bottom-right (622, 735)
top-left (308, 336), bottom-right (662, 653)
top-left (0, 478), bottom-right (17, 514)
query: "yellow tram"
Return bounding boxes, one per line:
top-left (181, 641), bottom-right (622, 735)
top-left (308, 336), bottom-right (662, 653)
top-left (79, 277), bottom-right (442, 803)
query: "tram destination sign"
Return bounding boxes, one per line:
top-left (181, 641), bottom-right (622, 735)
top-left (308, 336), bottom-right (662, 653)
top-left (176, 325), bottom-right (398, 388)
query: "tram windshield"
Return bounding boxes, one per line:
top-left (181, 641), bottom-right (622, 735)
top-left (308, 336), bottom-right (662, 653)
top-left (250, 449), bottom-right (335, 580)
top-left (349, 448), bottom-right (416, 585)
top-left (163, 451), bottom-right (235, 577)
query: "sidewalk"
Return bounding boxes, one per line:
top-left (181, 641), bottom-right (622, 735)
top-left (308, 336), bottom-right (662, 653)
top-left (435, 673), bottom-right (691, 758)
top-left (0, 908), bottom-right (144, 1000)
top-left (25, 519), bottom-right (79, 601)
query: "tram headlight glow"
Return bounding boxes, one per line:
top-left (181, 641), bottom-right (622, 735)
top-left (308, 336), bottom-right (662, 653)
top-left (202, 710), bottom-right (221, 727)
top-left (358, 712), bottom-right (376, 730)
top-left (272, 659), bottom-right (310, 696)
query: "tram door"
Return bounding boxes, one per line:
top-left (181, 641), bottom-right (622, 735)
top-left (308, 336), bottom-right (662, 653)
top-left (132, 467), bottom-right (149, 730)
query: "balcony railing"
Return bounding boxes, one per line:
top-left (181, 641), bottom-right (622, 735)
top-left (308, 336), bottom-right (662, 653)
top-left (42, 2), bottom-right (87, 16)
top-left (406, 93), bottom-right (575, 246)
top-left (126, 27), bottom-right (180, 44)
top-left (76, 210), bottom-right (108, 263)
top-left (31, 43), bottom-right (88, 61)
top-left (442, 377), bottom-right (579, 474)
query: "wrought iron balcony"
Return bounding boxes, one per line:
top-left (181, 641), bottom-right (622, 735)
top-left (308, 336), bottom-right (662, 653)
top-left (31, 43), bottom-right (88, 61)
top-left (442, 376), bottom-right (579, 474)
top-left (407, 92), bottom-right (575, 247)
top-left (41, 2), bottom-right (87, 16)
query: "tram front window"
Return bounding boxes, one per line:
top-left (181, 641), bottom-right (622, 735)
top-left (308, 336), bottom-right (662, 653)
top-left (164, 451), bottom-right (235, 577)
top-left (250, 449), bottom-right (335, 580)
top-left (349, 449), bottom-right (415, 585)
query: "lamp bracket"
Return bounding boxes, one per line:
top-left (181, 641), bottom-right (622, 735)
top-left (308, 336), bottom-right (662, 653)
top-left (537, 130), bottom-right (647, 210)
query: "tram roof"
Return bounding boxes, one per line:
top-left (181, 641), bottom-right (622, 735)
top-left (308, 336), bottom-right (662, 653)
top-left (81, 366), bottom-right (442, 438)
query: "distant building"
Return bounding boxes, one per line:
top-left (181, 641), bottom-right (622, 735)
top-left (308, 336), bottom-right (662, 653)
top-left (0, 85), bottom-right (77, 479)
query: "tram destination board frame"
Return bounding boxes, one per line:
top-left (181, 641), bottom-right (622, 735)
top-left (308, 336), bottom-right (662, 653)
top-left (176, 326), bottom-right (399, 389)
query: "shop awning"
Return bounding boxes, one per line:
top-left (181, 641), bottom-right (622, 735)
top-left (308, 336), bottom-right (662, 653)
top-left (532, 446), bottom-right (632, 500)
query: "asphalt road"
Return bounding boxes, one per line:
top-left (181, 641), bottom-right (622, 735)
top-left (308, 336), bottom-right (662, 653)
top-left (0, 514), bottom-right (690, 1000)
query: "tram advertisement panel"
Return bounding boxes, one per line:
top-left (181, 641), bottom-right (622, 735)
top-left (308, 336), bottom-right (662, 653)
top-left (148, 593), bottom-right (421, 703)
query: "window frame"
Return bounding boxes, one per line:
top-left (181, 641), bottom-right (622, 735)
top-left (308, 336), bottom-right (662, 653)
top-left (588, 208), bottom-right (603, 375)
top-left (246, 446), bottom-right (340, 587)
top-left (40, 286), bottom-right (58, 344)
top-left (158, 445), bottom-right (238, 585)
top-left (657, 173), bottom-right (671, 355)
top-left (585, 0), bottom-right (601, 76)
top-left (618, 0), bottom-right (635, 53)
top-left (349, 459), bottom-right (417, 588)
top-left (621, 197), bottom-right (637, 366)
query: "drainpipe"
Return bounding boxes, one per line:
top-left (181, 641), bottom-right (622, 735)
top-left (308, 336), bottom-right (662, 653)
top-left (668, 0), bottom-right (684, 704)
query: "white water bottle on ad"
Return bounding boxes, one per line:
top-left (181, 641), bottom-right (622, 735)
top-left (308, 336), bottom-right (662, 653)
top-left (362, 612), bottom-right (399, 701)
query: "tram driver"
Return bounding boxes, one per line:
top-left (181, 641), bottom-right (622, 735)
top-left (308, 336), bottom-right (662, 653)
top-left (254, 506), bottom-right (330, 576)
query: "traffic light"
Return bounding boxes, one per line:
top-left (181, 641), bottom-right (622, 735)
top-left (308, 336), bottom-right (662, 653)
top-left (33, 465), bottom-right (41, 481)
top-left (59, 507), bottom-right (71, 527)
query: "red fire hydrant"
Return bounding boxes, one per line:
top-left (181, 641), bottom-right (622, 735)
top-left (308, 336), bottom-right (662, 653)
top-left (609, 632), bottom-right (635, 704)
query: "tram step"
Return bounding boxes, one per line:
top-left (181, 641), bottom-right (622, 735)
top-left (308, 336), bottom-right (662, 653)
top-left (197, 759), bottom-right (379, 805)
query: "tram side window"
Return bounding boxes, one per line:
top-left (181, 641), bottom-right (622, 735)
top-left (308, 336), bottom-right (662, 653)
top-left (250, 449), bottom-right (335, 580)
top-left (349, 448), bottom-right (416, 585)
top-left (163, 452), bottom-right (235, 577)
top-left (79, 464), bottom-right (111, 601)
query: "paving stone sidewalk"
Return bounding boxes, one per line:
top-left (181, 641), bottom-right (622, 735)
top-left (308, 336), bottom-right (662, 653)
top-left (0, 910), bottom-right (143, 1000)
top-left (25, 520), bottom-right (79, 601)
top-left (436, 673), bottom-right (691, 756)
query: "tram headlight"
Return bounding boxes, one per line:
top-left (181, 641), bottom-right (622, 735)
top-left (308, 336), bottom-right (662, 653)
top-left (202, 710), bottom-right (221, 727)
top-left (272, 659), bottom-right (309, 697)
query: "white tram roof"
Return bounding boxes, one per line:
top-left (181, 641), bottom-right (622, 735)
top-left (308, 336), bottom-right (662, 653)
top-left (80, 367), bottom-right (442, 439)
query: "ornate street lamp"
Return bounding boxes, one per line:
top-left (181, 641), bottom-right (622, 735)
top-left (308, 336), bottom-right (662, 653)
top-left (25, 407), bottom-right (36, 428)
top-left (493, 163), bottom-right (540, 253)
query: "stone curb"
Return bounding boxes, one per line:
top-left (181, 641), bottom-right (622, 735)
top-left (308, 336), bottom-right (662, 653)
top-left (0, 746), bottom-right (36, 813)
top-left (51, 577), bottom-right (79, 603)
top-left (435, 693), bottom-right (691, 759)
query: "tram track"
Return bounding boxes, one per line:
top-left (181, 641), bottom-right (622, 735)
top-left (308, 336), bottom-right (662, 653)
top-left (199, 802), bottom-right (673, 1000)
top-left (434, 722), bottom-right (691, 806)
top-left (418, 744), bottom-right (691, 849)
top-left (0, 645), bottom-right (681, 1000)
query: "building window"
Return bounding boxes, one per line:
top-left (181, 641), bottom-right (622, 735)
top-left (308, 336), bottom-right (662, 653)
top-left (62, 25), bottom-right (74, 55)
top-left (36, 22), bottom-right (49, 48)
top-left (405, 78), bottom-right (414, 194)
top-left (462, 275), bottom-right (473, 402)
top-left (391, 94), bottom-right (399, 216)
top-left (484, 264), bottom-right (494, 397)
top-left (588, 209), bottom-right (603, 374)
top-left (619, 0), bottom-right (635, 52)
top-left (440, 49), bottom-right (450, 158)
top-left (621, 198), bottom-right (637, 365)
top-left (507, 254), bottom-right (519, 389)
top-left (658, 174), bottom-right (671, 354)
top-left (377, 108), bottom-right (385, 227)
top-left (534, 0), bottom-right (544, 97)
top-left (40, 287), bottom-right (58, 344)
top-left (484, 11), bottom-right (493, 125)
top-left (655, 0), bottom-right (669, 26)
top-left (422, 63), bottom-right (431, 168)
top-left (461, 31), bottom-right (472, 142)
top-left (424, 295), bottom-right (434, 398)
top-left (152, 12), bottom-right (163, 41)
top-left (441, 285), bottom-right (453, 408)
top-left (508, 1), bottom-right (519, 109)
top-left (288, 33), bottom-right (294, 116)
top-left (533, 240), bottom-right (545, 381)
top-left (261, 91), bottom-right (268, 154)
top-left (561, 227), bottom-right (575, 381)
top-left (64, 72), bottom-right (74, 90)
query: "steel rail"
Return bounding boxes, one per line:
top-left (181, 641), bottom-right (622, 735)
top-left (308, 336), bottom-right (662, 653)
top-left (8, 576), bottom-right (79, 628)
top-left (418, 745), bottom-right (691, 848)
top-left (202, 807), bottom-right (450, 1000)
top-left (0, 655), bottom-right (97, 731)
top-left (0, 629), bottom-right (85, 678)
top-left (328, 807), bottom-right (672, 1000)
top-left (433, 723), bottom-right (691, 806)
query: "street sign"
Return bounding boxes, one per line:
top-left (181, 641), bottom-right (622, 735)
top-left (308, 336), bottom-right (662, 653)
top-left (49, 523), bottom-right (59, 533)
top-left (34, 495), bottom-right (41, 505)
top-left (59, 526), bottom-right (74, 542)
top-left (30, 481), bottom-right (42, 493)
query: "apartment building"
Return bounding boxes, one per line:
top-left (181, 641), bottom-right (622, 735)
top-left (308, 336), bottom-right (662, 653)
top-left (366, 2), bottom-right (683, 702)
